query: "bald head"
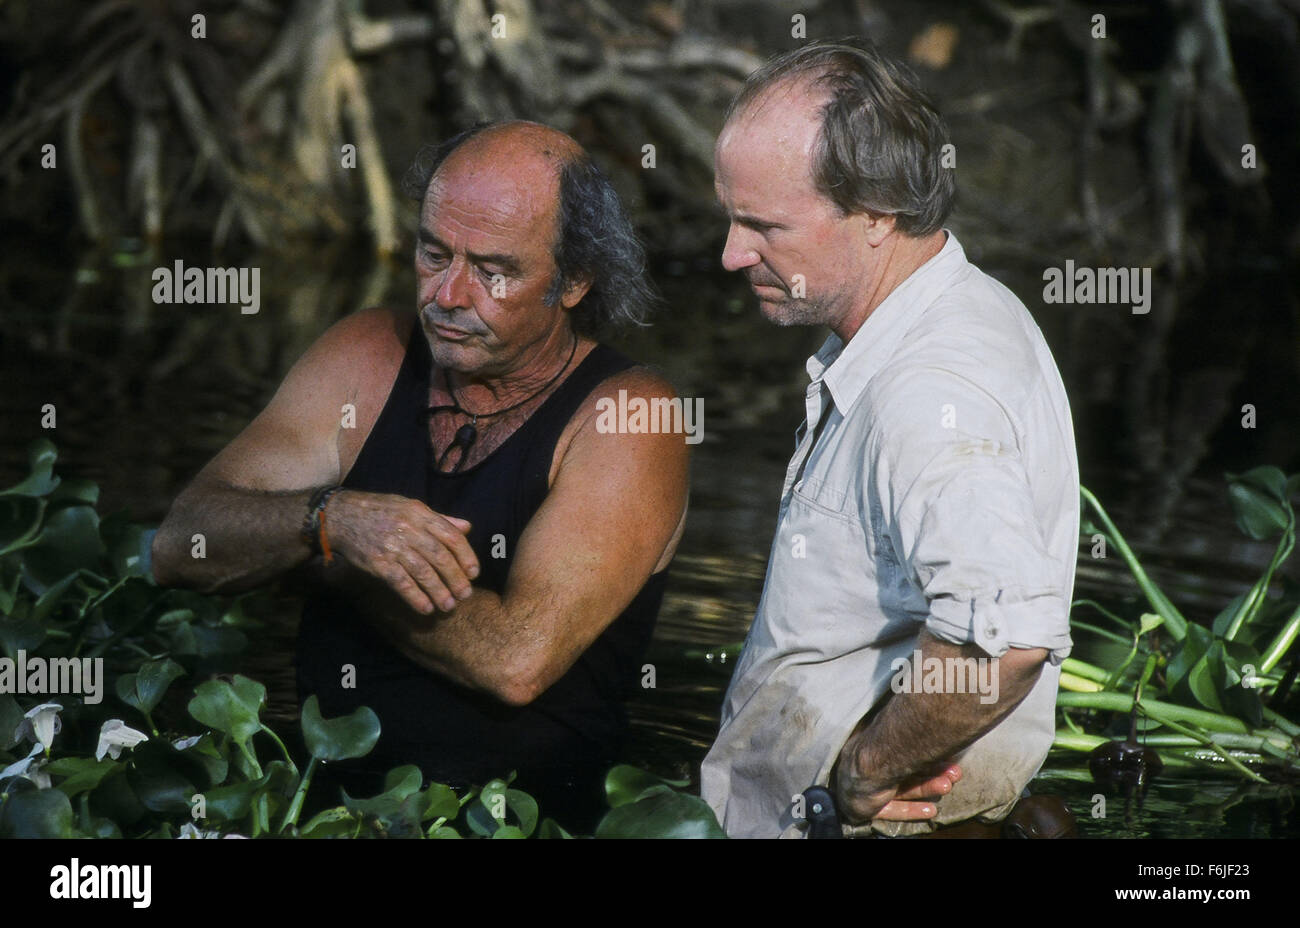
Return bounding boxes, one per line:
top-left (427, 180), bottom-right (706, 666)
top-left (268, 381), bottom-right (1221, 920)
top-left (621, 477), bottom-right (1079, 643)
top-left (402, 120), bottom-right (656, 340)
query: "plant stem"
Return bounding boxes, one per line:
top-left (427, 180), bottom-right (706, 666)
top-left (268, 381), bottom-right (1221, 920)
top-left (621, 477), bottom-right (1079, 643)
top-left (280, 756), bottom-right (318, 834)
top-left (1072, 599), bottom-right (1135, 631)
top-left (259, 724), bottom-right (299, 776)
top-left (1056, 690), bottom-right (1251, 733)
top-left (1080, 486), bottom-right (1188, 640)
top-left (1071, 620), bottom-right (1134, 647)
top-left (1259, 603), bottom-right (1300, 674)
top-left (1144, 713), bottom-right (1269, 782)
top-left (1062, 657), bottom-right (1110, 683)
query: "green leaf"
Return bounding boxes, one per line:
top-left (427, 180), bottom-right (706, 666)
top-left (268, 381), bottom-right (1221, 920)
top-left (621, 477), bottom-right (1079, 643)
top-left (1187, 643), bottom-right (1227, 713)
top-left (536, 817), bottom-right (573, 839)
top-left (0, 695), bottom-right (23, 750)
top-left (342, 765), bottom-right (423, 817)
top-left (0, 440), bottom-right (60, 499)
top-left (491, 825), bottom-right (527, 839)
top-left (0, 785), bottom-right (75, 837)
top-left (504, 789), bottom-right (539, 837)
top-left (188, 676), bottom-right (266, 747)
top-left (23, 505), bottom-right (106, 590)
top-left (1167, 623), bottom-right (1213, 690)
top-left (302, 806), bottom-right (362, 837)
top-left (1212, 592), bottom-right (1251, 639)
top-left (300, 695), bottom-right (380, 762)
top-left (1226, 467), bottom-right (1291, 540)
top-left (420, 782), bottom-right (460, 822)
top-left (46, 756), bottom-right (123, 797)
top-left (203, 763), bottom-right (295, 822)
top-left (596, 785), bottom-right (726, 839)
top-left (116, 658), bottom-right (186, 717)
top-left (605, 764), bottom-right (691, 808)
top-left (126, 741), bottom-right (209, 813)
top-left (429, 825), bottom-right (462, 839)
top-left (1138, 613), bottom-right (1164, 635)
top-left (49, 478), bottom-right (98, 507)
top-left (176, 733), bottom-right (229, 786)
top-left (100, 515), bottom-right (154, 581)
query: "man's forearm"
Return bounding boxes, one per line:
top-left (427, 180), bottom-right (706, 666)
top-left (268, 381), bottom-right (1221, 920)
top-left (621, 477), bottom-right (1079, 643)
top-left (152, 482), bottom-right (316, 592)
top-left (335, 562), bottom-right (548, 706)
top-left (841, 631), bottom-right (1047, 795)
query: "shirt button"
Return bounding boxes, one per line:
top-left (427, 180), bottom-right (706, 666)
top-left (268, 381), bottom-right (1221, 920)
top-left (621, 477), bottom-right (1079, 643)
top-left (985, 625), bottom-right (999, 639)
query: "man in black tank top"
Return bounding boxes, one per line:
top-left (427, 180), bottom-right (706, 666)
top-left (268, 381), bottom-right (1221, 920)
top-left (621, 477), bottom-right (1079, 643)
top-left (151, 122), bottom-right (690, 832)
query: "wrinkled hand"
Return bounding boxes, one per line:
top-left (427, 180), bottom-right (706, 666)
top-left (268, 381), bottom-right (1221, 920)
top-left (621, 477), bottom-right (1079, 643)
top-left (834, 734), bottom-right (962, 826)
top-left (325, 490), bottom-right (479, 613)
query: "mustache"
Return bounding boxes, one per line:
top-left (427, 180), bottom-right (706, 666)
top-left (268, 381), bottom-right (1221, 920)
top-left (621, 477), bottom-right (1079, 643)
top-left (746, 273), bottom-right (787, 291)
top-left (420, 305), bottom-right (490, 335)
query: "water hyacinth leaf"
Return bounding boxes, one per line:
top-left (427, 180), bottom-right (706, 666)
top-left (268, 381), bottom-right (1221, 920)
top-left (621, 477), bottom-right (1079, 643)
top-left (0, 615), bottom-right (46, 657)
top-left (491, 825), bottom-right (527, 839)
top-left (505, 789), bottom-right (539, 837)
top-left (467, 778), bottom-right (510, 835)
top-left (420, 781), bottom-right (460, 822)
top-left (100, 516), bottom-right (155, 582)
top-left (49, 478), bottom-right (99, 507)
top-left (176, 732), bottom-right (228, 785)
top-left (171, 623), bottom-right (249, 659)
top-left (1166, 623), bottom-right (1213, 690)
top-left (302, 806), bottom-right (362, 837)
top-left (1138, 613), bottom-right (1164, 635)
top-left (23, 505), bottom-right (105, 590)
top-left (1187, 643), bottom-right (1227, 713)
top-left (88, 765), bottom-right (147, 826)
top-left (595, 785), bottom-right (726, 839)
top-left (188, 675), bottom-right (265, 747)
top-left (1226, 467), bottom-right (1291, 540)
top-left (203, 764), bottom-right (292, 822)
top-left (0, 440), bottom-right (60, 499)
top-left (0, 497), bottom-right (45, 557)
top-left (0, 785), bottom-right (75, 838)
top-left (536, 817), bottom-right (573, 839)
top-left (46, 756), bottom-right (123, 797)
top-left (127, 741), bottom-right (208, 813)
top-left (117, 658), bottom-right (186, 716)
top-left (605, 764), bottom-right (690, 808)
top-left (1212, 592), bottom-right (1251, 639)
top-left (342, 765), bottom-right (423, 817)
top-left (300, 695), bottom-right (380, 762)
top-left (0, 694), bottom-right (23, 749)
top-left (429, 825), bottom-right (461, 839)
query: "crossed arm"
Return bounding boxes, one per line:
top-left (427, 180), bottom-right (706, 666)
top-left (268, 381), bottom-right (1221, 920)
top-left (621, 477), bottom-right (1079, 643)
top-left (153, 310), bottom-right (688, 707)
top-left (833, 629), bottom-right (1048, 825)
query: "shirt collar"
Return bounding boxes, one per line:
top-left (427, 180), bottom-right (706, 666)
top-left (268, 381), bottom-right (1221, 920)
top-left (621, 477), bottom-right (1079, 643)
top-left (806, 229), bottom-right (969, 414)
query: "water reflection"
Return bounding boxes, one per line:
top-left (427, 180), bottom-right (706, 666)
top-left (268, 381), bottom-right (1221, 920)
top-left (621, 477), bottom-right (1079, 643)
top-left (1, 236), bottom-right (1296, 836)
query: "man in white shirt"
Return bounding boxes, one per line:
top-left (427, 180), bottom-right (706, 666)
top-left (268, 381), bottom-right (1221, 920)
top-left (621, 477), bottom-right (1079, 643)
top-left (701, 39), bottom-right (1080, 838)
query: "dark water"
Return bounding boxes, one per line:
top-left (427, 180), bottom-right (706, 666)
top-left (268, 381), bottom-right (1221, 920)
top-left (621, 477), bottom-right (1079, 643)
top-left (1, 228), bottom-right (1297, 837)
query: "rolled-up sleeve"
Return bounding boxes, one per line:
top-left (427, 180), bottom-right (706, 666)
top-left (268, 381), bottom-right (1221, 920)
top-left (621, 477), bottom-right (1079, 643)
top-left (867, 363), bottom-right (1074, 664)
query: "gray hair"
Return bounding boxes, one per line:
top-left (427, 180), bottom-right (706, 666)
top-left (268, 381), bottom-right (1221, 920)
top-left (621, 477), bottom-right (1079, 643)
top-left (726, 38), bottom-right (955, 236)
top-left (401, 123), bottom-right (657, 338)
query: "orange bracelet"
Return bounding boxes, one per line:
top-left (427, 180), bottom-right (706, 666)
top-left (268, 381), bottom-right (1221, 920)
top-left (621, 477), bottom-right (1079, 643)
top-left (318, 502), bottom-right (335, 565)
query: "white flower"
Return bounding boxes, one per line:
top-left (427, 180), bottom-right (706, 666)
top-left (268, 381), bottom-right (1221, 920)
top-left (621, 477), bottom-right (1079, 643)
top-left (14, 703), bottom-right (63, 752)
top-left (0, 744), bottom-right (51, 789)
top-left (95, 719), bottom-right (149, 761)
top-left (172, 735), bottom-right (202, 751)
